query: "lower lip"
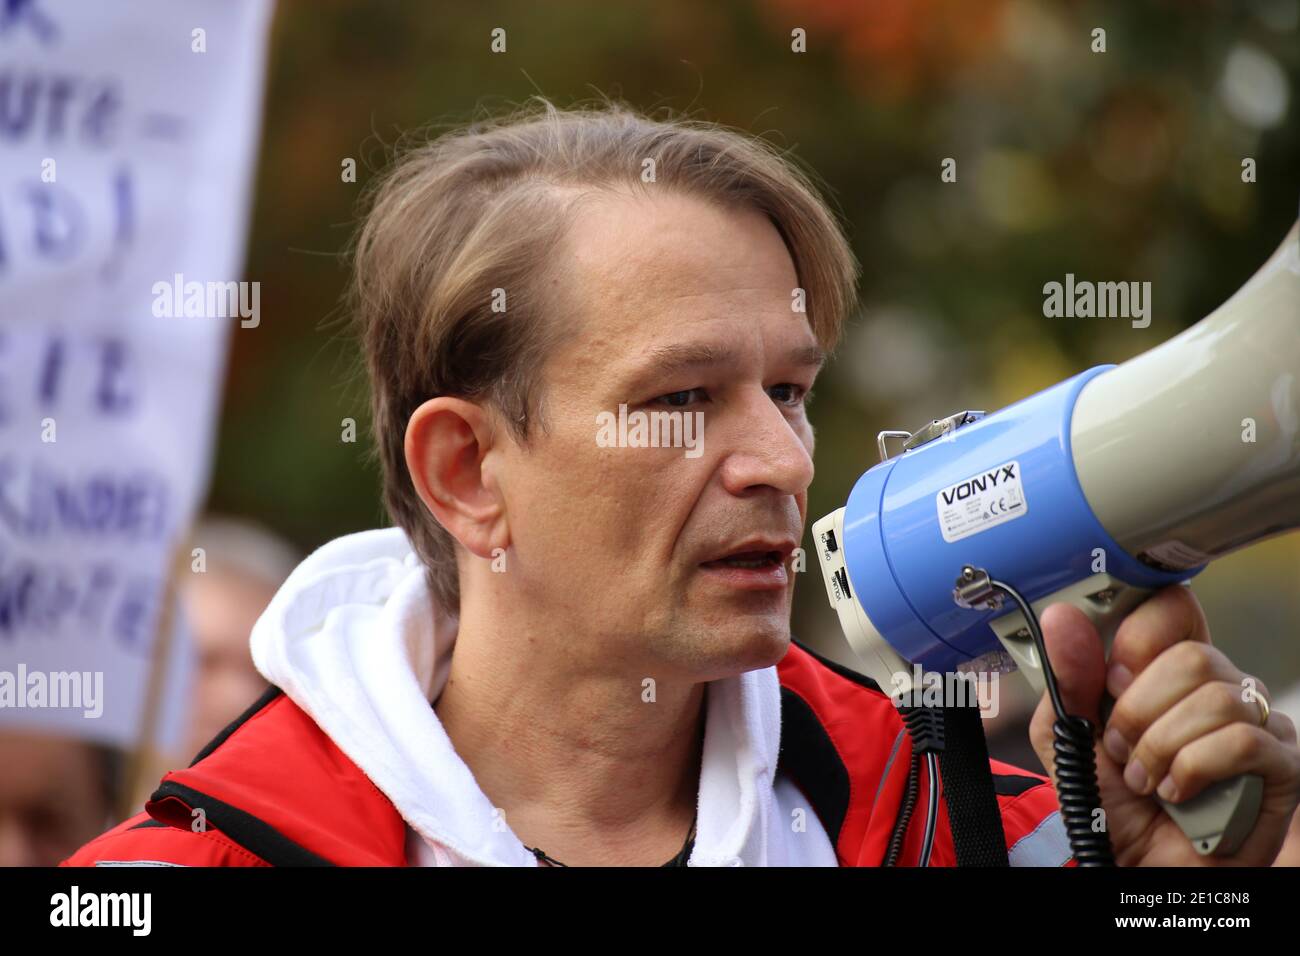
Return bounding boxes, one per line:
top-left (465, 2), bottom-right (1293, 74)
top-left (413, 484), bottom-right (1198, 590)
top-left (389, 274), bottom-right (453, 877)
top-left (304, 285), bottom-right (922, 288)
top-left (698, 561), bottom-right (789, 591)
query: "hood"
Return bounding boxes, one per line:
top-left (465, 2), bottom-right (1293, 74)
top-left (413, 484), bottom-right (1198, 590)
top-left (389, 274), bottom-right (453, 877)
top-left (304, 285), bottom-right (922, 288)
top-left (248, 527), bottom-right (785, 866)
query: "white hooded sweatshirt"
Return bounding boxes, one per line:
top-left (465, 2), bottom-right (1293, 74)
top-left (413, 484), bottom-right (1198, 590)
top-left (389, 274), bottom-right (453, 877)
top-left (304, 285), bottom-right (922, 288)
top-left (249, 527), bottom-right (839, 866)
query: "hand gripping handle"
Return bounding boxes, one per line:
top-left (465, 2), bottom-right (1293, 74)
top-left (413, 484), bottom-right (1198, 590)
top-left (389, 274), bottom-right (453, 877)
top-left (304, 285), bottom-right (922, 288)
top-left (1099, 692), bottom-right (1263, 856)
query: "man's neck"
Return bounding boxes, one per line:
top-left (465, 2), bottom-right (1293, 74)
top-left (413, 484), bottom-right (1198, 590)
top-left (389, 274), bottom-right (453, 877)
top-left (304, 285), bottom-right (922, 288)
top-left (433, 602), bottom-right (706, 867)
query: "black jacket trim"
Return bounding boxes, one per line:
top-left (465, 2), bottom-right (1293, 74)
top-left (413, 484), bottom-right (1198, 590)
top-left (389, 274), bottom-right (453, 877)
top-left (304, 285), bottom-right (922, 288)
top-left (149, 780), bottom-right (333, 867)
top-left (189, 685), bottom-right (284, 768)
top-left (774, 639), bottom-right (892, 850)
top-left (992, 772), bottom-right (1048, 797)
top-left (775, 686), bottom-right (851, 848)
top-left (128, 818), bottom-right (168, 830)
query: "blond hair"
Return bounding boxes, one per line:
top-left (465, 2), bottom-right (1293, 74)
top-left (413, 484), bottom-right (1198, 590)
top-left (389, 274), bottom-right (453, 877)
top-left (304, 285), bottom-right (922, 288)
top-left (349, 98), bottom-right (859, 614)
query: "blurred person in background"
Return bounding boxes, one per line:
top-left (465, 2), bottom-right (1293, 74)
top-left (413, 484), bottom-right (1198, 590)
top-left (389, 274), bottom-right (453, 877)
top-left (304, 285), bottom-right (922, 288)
top-left (180, 516), bottom-right (301, 761)
top-left (0, 733), bottom-right (121, 867)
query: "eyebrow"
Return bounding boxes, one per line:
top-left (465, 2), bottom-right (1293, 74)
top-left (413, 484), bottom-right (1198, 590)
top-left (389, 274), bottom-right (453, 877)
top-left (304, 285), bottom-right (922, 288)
top-left (627, 342), bottom-right (827, 384)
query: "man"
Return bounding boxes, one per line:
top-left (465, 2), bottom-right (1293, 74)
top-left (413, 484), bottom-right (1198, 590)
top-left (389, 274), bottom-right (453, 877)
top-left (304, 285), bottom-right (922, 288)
top-left (64, 101), bottom-right (1300, 867)
top-left (179, 516), bottom-right (299, 762)
top-left (0, 732), bottom-right (120, 867)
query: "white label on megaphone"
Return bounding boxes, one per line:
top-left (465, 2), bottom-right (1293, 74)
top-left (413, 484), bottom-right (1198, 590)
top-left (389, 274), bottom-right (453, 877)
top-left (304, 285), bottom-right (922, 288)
top-left (937, 459), bottom-right (1029, 543)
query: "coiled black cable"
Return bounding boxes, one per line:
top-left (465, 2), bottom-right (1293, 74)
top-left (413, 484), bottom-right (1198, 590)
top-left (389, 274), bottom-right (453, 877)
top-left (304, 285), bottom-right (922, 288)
top-left (986, 575), bottom-right (1115, 867)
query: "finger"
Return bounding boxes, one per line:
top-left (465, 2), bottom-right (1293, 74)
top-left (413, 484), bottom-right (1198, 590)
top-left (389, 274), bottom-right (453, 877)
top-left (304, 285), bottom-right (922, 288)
top-left (1107, 584), bottom-right (1211, 699)
top-left (1114, 679), bottom-right (1272, 798)
top-left (1156, 721), bottom-right (1300, 806)
top-left (1038, 601), bottom-right (1107, 728)
top-left (1029, 604), bottom-right (1108, 778)
top-left (1104, 641), bottom-right (1243, 777)
top-left (1268, 710), bottom-right (1298, 746)
top-left (1029, 688), bottom-right (1059, 780)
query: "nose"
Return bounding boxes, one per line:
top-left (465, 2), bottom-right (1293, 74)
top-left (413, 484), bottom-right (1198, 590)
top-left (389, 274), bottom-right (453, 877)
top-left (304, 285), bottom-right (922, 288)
top-left (716, 390), bottom-right (815, 498)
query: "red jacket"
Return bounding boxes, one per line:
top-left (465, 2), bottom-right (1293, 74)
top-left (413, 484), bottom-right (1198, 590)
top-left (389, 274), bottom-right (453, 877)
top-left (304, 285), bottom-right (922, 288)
top-left (64, 641), bottom-right (1071, 867)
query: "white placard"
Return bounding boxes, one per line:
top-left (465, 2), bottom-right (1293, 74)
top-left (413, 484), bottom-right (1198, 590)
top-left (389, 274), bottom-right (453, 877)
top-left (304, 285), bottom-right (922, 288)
top-left (0, 0), bottom-right (274, 748)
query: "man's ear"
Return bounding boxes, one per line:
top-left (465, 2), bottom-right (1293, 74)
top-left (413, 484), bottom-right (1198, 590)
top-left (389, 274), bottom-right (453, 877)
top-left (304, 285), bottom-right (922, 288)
top-left (404, 397), bottom-right (508, 560)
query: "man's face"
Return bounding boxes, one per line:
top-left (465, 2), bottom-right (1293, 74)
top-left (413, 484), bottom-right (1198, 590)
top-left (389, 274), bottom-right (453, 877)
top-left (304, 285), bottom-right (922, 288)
top-left (491, 188), bottom-right (822, 682)
top-left (181, 567), bottom-right (273, 759)
top-left (0, 733), bottom-right (111, 867)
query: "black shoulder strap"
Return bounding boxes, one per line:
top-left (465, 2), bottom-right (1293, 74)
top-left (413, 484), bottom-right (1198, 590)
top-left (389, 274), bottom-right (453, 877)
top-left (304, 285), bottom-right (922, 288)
top-left (939, 702), bottom-right (1009, 866)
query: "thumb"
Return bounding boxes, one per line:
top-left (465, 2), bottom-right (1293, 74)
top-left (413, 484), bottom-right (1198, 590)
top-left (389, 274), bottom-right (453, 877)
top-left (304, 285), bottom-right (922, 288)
top-left (1029, 603), bottom-right (1108, 774)
top-left (1037, 602), bottom-right (1108, 727)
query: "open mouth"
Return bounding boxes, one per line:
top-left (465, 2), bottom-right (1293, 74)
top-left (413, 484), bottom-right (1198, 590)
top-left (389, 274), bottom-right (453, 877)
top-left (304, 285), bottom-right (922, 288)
top-left (701, 550), bottom-right (784, 570)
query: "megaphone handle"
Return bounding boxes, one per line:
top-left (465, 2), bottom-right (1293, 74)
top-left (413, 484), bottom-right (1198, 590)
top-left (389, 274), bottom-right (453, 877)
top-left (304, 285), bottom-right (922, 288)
top-left (974, 570), bottom-right (1265, 858)
top-left (1098, 693), bottom-right (1263, 856)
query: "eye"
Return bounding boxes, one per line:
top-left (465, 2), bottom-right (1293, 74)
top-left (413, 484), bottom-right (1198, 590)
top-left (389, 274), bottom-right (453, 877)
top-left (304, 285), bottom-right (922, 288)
top-left (653, 388), bottom-right (708, 408)
top-left (769, 384), bottom-right (811, 407)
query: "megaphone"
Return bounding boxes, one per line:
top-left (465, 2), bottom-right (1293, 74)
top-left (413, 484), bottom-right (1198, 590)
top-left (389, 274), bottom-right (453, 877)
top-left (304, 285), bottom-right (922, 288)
top-left (813, 219), bottom-right (1299, 862)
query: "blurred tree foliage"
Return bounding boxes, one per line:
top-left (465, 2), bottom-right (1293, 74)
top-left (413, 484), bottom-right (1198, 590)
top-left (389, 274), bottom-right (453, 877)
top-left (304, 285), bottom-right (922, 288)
top-left (211, 0), bottom-right (1299, 693)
